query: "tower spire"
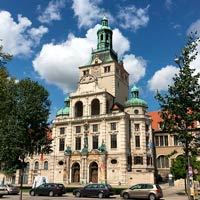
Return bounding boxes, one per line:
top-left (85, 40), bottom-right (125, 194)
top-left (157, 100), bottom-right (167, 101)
top-left (97, 16), bottom-right (113, 51)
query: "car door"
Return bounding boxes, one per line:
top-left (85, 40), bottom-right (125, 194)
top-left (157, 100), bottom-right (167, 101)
top-left (36, 184), bottom-right (46, 195)
top-left (83, 184), bottom-right (93, 197)
top-left (129, 184), bottom-right (143, 198)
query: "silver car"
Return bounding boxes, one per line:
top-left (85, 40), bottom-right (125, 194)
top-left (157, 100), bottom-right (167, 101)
top-left (120, 183), bottom-right (163, 200)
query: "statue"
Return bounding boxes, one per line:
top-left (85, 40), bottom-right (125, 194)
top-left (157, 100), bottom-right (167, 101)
top-left (64, 145), bottom-right (72, 156)
top-left (98, 140), bottom-right (107, 153)
top-left (81, 134), bottom-right (88, 155)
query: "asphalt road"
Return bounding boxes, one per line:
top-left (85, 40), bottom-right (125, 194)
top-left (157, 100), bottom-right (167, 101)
top-left (0, 192), bottom-right (189, 200)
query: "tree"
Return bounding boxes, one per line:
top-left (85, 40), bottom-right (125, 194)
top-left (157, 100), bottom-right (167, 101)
top-left (0, 45), bottom-right (52, 200)
top-left (156, 34), bottom-right (200, 199)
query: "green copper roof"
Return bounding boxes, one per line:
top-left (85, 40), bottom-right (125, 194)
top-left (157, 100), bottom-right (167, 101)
top-left (97, 16), bottom-right (111, 32)
top-left (56, 96), bottom-right (70, 116)
top-left (125, 85), bottom-right (147, 108)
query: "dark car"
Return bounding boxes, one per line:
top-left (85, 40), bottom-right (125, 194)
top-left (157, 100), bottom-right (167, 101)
top-left (0, 184), bottom-right (20, 194)
top-left (120, 183), bottom-right (163, 200)
top-left (29, 183), bottom-right (66, 197)
top-left (73, 183), bottom-right (114, 198)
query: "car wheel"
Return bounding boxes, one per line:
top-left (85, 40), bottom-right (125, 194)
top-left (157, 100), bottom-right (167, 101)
top-left (30, 190), bottom-right (35, 196)
top-left (49, 191), bottom-right (54, 197)
top-left (98, 192), bottom-right (104, 198)
top-left (149, 193), bottom-right (156, 200)
top-left (75, 191), bottom-right (81, 197)
top-left (123, 193), bottom-right (129, 199)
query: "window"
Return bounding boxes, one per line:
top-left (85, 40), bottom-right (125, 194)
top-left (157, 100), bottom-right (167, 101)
top-left (174, 135), bottom-right (182, 146)
top-left (145, 124), bottom-right (149, 131)
top-left (155, 135), bottom-right (168, 146)
top-left (92, 136), bottom-right (98, 149)
top-left (146, 136), bottom-right (149, 148)
top-left (111, 159), bottom-right (117, 164)
top-left (92, 124), bottom-right (98, 132)
top-left (134, 109), bottom-right (139, 114)
top-left (59, 138), bottom-right (65, 151)
top-left (111, 135), bottom-right (117, 148)
top-left (76, 126), bottom-right (81, 133)
top-left (104, 66), bottom-right (110, 73)
top-left (157, 155), bottom-right (169, 168)
top-left (91, 99), bottom-right (100, 115)
top-left (60, 127), bottom-right (65, 134)
top-left (75, 101), bottom-right (83, 117)
top-left (111, 122), bottom-right (116, 131)
top-left (34, 161), bottom-right (39, 170)
top-left (135, 136), bottom-right (140, 148)
top-left (134, 156), bottom-right (143, 165)
top-left (44, 161), bottom-right (48, 170)
top-left (83, 70), bottom-right (89, 76)
top-left (135, 124), bottom-right (140, 131)
top-left (75, 137), bottom-right (81, 150)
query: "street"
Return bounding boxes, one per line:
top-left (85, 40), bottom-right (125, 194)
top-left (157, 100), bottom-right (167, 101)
top-left (1, 190), bottom-right (189, 200)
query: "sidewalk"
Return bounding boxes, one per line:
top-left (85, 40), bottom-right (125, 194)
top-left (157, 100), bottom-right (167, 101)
top-left (160, 183), bottom-right (199, 200)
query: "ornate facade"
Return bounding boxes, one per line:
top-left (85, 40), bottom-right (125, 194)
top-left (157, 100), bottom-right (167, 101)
top-left (9, 17), bottom-right (155, 186)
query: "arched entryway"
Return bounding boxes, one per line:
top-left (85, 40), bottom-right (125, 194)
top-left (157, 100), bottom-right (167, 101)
top-left (89, 162), bottom-right (98, 183)
top-left (71, 162), bottom-right (80, 183)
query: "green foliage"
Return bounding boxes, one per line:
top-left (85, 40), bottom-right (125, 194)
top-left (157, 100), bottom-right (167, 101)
top-left (155, 33), bottom-right (200, 153)
top-left (0, 45), bottom-right (52, 175)
top-left (171, 155), bottom-right (186, 180)
top-left (171, 155), bottom-right (200, 181)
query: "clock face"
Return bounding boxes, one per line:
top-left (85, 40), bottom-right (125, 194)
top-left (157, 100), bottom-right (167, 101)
top-left (79, 74), bottom-right (97, 84)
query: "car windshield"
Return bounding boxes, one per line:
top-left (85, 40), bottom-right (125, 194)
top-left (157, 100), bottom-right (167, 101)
top-left (7, 184), bottom-right (15, 187)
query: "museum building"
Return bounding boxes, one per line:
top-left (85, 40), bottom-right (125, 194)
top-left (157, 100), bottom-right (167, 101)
top-left (14, 17), bottom-right (154, 186)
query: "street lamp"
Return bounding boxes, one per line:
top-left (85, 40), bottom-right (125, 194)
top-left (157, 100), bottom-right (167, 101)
top-left (174, 55), bottom-right (184, 69)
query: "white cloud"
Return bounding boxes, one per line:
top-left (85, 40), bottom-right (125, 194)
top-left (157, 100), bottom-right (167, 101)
top-left (0, 10), bottom-right (48, 56)
top-left (28, 26), bottom-right (48, 45)
top-left (187, 19), bottom-right (200, 36)
top-left (38, 0), bottom-right (66, 23)
top-left (72, 0), bottom-right (113, 28)
top-left (123, 54), bottom-right (146, 85)
top-left (148, 65), bottom-right (179, 92)
top-left (33, 25), bottom-right (134, 93)
top-left (117, 5), bottom-right (150, 31)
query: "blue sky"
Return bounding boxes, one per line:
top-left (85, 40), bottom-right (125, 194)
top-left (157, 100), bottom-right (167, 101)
top-left (1, 0), bottom-right (200, 121)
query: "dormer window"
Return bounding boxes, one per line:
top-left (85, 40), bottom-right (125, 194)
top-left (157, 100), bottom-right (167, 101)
top-left (83, 70), bottom-right (89, 76)
top-left (104, 66), bottom-right (110, 73)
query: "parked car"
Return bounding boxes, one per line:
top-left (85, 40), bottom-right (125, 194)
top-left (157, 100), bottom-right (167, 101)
top-left (120, 183), bottom-right (163, 200)
top-left (0, 185), bottom-right (8, 198)
top-left (73, 183), bottom-right (114, 198)
top-left (0, 184), bottom-right (20, 195)
top-left (29, 183), bottom-right (66, 197)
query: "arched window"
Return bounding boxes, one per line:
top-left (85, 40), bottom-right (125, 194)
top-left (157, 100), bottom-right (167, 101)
top-left (91, 99), bottom-right (100, 115)
top-left (24, 162), bottom-right (30, 173)
top-left (75, 101), bottom-right (83, 117)
top-left (157, 155), bottom-right (169, 168)
top-left (34, 161), bottom-right (39, 170)
top-left (44, 161), bottom-right (48, 170)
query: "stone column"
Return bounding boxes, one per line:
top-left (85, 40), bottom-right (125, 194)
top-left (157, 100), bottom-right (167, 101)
top-left (63, 155), bottom-right (70, 184)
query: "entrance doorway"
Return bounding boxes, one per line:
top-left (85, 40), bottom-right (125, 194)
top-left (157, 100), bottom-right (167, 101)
top-left (89, 162), bottom-right (98, 183)
top-left (72, 162), bottom-right (80, 183)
